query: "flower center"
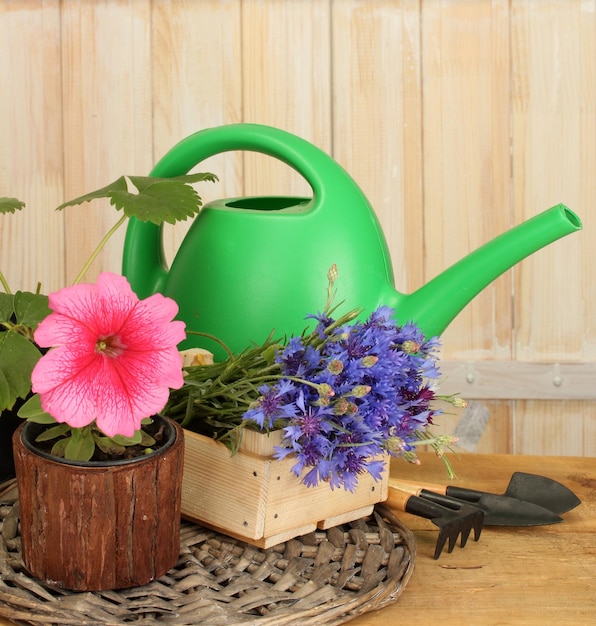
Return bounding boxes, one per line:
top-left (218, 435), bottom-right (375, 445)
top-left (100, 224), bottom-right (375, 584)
top-left (95, 334), bottom-right (126, 358)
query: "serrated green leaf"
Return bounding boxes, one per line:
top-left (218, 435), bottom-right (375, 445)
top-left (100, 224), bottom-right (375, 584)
top-left (13, 291), bottom-right (50, 328)
top-left (0, 197), bottom-right (25, 214)
top-left (56, 176), bottom-right (128, 211)
top-left (55, 173), bottom-right (217, 226)
top-left (35, 423), bottom-right (71, 442)
top-left (127, 173), bottom-right (217, 192)
top-left (0, 332), bottom-right (41, 411)
top-left (108, 181), bottom-right (201, 225)
top-left (16, 394), bottom-right (57, 423)
top-left (64, 428), bottom-right (95, 462)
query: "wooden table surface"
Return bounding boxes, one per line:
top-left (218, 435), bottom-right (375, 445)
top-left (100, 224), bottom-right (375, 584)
top-left (351, 452), bottom-right (596, 626)
top-left (1, 452), bottom-right (595, 625)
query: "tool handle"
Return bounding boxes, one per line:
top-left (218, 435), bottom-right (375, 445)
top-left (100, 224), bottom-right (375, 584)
top-left (417, 490), bottom-right (465, 511)
top-left (444, 486), bottom-right (484, 504)
top-left (390, 478), bottom-right (448, 495)
top-left (386, 487), bottom-right (444, 520)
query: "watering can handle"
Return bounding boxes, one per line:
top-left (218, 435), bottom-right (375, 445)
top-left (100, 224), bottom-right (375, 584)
top-left (123, 123), bottom-right (369, 297)
top-left (150, 123), bottom-right (358, 194)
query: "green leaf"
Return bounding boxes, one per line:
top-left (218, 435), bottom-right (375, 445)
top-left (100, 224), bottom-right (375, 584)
top-left (64, 428), bottom-right (95, 462)
top-left (50, 438), bottom-right (68, 459)
top-left (56, 176), bottom-right (128, 210)
top-left (0, 197), bottom-right (25, 214)
top-left (0, 332), bottom-right (41, 411)
top-left (128, 173), bottom-right (218, 192)
top-left (35, 423), bottom-right (71, 442)
top-left (112, 430), bottom-right (142, 446)
top-left (13, 292), bottom-right (50, 328)
top-left (140, 431), bottom-right (156, 447)
top-left (56, 173), bottom-right (217, 225)
top-left (93, 433), bottom-right (126, 456)
top-left (16, 394), bottom-right (57, 423)
top-left (0, 293), bottom-right (14, 324)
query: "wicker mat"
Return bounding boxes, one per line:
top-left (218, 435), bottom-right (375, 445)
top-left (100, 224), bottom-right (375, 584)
top-left (0, 479), bottom-right (415, 626)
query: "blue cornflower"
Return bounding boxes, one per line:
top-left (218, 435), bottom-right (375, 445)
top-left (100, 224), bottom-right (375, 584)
top-left (241, 304), bottom-right (445, 491)
top-left (278, 337), bottom-right (321, 377)
top-left (243, 380), bottom-right (297, 429)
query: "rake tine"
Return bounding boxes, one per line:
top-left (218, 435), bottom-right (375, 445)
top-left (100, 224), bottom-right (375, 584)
top-left (459, 525), bottom-right (472, 548)
top-left (434, 531), bottom-right (449, 560)
top-left (472, 512), bottom-right (484, 541)
top-left (446, 528), bottom-right (459, 554)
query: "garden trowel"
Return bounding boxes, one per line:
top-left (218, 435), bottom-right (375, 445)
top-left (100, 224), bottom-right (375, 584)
top-left (390, 472), bottom-right (580, 526)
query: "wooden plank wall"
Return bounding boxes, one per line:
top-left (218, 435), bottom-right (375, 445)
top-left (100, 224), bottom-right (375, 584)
top-left (1, 0), bottom-right (594, 457)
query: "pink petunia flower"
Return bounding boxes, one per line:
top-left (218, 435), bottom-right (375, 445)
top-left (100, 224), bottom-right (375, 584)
top-left (31, 272), bottom-right (186, 437)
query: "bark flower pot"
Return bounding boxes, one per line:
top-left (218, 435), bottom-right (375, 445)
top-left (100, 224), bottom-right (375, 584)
top-left (181, 428), bottom-right (389, 548)
top-left (12, 416), bottom-right (184, 591)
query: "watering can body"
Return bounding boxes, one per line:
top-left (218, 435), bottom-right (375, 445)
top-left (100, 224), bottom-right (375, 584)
top-left (123, 124), bottom-right (581, 359)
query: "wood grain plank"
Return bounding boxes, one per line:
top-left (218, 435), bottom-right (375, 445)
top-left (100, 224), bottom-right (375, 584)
top-left (60, 0), bottom-right (153, 284)
top-left (439, 360), bottom-right (596, 400)
top-left (511, 0), bottom-right (596, 457)
top-left (331, 0), bottom-right (424, 291)
top-left (240, 0), bottom-right (332, 196)
top-left (151, 0), bottom-right (243, 267)
top-left (0, 0), bottom-right (65, 294)
top-left (512, 0), bottom-right (592, 361)
top-left (421, 0), bottom-right (512, 359)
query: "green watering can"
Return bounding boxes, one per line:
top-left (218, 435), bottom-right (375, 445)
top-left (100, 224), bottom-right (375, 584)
top-left (122, 123), bottom-right (582, 359)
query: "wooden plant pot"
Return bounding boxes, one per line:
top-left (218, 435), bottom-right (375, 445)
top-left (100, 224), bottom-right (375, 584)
top-left (181, 428), bottom-right (389, 548)
top-left (12, 416), bottom-right (184, 591)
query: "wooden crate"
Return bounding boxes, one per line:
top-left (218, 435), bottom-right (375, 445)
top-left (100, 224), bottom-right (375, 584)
top-left (181, 429), bottom-right (389, 548)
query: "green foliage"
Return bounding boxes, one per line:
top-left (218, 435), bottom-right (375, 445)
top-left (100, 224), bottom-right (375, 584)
top-left (18, 395), bottom-right (160, 462)
top-left (16, 394), bottom-right (55, 423)
top-left (57, 173), bottom-right (218, 225)
top-left (0, 197), bottom-right (25, 214)
top-left (10, 291), bottom-right (51, 328)
top-left (0, 292), bottom-right (49, 411)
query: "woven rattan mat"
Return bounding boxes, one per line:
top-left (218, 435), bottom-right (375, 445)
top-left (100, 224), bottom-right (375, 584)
top-left (0, 479), bottom-right (415, 626)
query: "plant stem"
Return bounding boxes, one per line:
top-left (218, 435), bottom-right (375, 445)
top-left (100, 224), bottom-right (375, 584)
top-left (72, 214), bottom-right (128, 285)
top-left (0, 270), bottom-right (11, 294)
top-left (186, 330), bottom-right (235, 358)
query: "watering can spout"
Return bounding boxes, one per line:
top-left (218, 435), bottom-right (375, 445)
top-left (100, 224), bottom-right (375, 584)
top-left (394, 204), bottom-right (582, 338)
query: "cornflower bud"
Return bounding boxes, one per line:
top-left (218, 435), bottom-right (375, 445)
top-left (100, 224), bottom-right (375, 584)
top-left (317, 383), bottom-right (335, 398)
top-left (386, 436), bottom-right (406, 454)
top-left (345, 401), bottom-right (358, 415)
top-left (350, 385), bottom-right (371, 398)
top-left (361, 355), bottom-right (378, 368)
top-left (401, 340), bottom-right (420, 354)
top-left (333, 398), bottom-right (350, 415)
top-left (327, 359), bottom-right (344, 375)
top-left (327, 263), bottom-right (339, 283)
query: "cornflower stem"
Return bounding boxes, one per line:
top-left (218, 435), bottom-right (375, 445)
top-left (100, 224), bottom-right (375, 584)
top-left (310, 308), bottom-right (361, 350)
top-left (72, 214), bottom-right (127, 285)
top-left (186, 329), bottom-right (235, 359)
top-left (410, 430), bottom-right (458, 478)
